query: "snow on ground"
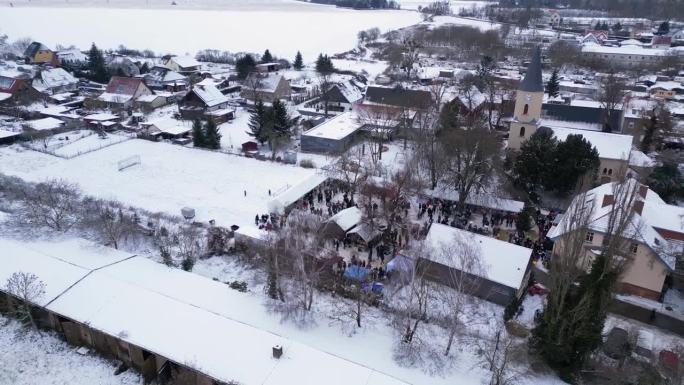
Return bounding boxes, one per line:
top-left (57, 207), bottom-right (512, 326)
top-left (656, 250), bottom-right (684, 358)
top-left (0, 315), bottom-right (143, 385)
top-left (427, 15), bottom-right (500, 31)
top-left (0, 5), bottom-right (421, 61)
top-left (50, 133), bottom-right (132, 158)
top-left (398, 0), bottom-right (493, 11)
top-left (331, 59), bottom-right (389, 80)
top-left (0, 140), bottom-right (321, 230)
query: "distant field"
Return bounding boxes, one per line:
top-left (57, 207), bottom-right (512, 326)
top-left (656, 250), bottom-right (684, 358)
top-left (0, 1), bottom-right (420, 60)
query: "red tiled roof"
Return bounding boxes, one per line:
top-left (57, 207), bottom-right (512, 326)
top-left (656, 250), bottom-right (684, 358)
top-left (105, 76), bottom-right (144, 96)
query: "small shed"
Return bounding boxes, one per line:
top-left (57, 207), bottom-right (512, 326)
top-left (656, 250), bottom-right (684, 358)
top-left (320, 207), bottom-right (362, 240)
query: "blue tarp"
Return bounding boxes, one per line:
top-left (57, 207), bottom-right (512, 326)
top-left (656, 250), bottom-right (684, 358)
top-left (344, 265), bottom-right (369, 281)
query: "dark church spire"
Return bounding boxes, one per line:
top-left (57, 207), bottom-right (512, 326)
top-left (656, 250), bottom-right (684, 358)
top-left (519, 47), bottom-right (543, 93)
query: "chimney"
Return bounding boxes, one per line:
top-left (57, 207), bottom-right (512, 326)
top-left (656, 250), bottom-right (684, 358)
top-left (633, 200), bottom-right (644, 215)
top-left (638, 185), bottom-right (648, 199)
top-left (601, 194), bottom-right (614, 208)
top-left (272, 345), bottom-right (283, 359)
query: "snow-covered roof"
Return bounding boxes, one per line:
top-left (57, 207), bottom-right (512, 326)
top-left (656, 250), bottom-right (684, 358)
top-left (335, 79), bottom-right (364, 104)
top-left (0, 129), bottom-right (21, 139)
top-left (169, 55), bottom-right (200, 68)
top-left (245, 73), bottom-right (285, 93)
top-left (328, 206), bottom-right (362, 232)
top-left (33, 68), bottom-right (78, 91)
top-left (83, 113), bottom-right (118, 121)
top-left (547, 180), bottom-right (680, 270)
top-left (540, 118), bottom-right (602, 132)
top-left (650, 81), bottom-right (684, 91)
top-left (97, 92), bottom-right (133, 103)
top-left (582, 44), bottom-right (670, 57)
top-left (27, 117), bottom-right (64, 131)
top-left (192, 84), bottom-right (228, 107)
top-left (628, 150), bottom-right (656, 168)
top-left (0, 237), bottom-right (410, 385)
top-left (0, 92), bottom-right (11, 101)
top-left (268, 173), bottom-right (328, 214)
top-left (424, 224), bottom-right (531, 289)
top-left (621, 39), bottom-right (644, 47)
top-left (424, 188), bottom-right (524, 213)
top-left (546, 126), bottom-right (633, 160)
top-left (142, 117), bottom-right (190, 136)
top-left (136, 94), bottom-right (164, 103)
top-left (302, 111), bottom-right (363, 140)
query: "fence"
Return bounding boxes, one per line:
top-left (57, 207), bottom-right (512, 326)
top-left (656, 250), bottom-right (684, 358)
top-left (25, 133), bottom-right (134, 160)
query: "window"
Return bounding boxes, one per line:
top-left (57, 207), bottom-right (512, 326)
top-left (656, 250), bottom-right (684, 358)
top-left (519, 126), bottom-right (525, 137)
top-left (630, 243), bottom-right (638, 254)
top-left (523, 104), bottom-right (529, 115)
top-left (608, 169), bottom-right (613, 176)
top-left (585, 231), bottom-right (594, 243)
top-left (603, 168), bottom-right (607, 174)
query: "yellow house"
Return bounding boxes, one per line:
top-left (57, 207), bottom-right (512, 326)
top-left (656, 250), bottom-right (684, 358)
top-left (24, 41), bottom-right (57, 65)
top-left (547, 180), bottom-right (682, 300)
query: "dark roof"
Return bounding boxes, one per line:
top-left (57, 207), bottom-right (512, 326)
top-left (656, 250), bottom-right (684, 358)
top-left (365, 86), bottom-right (432, 110)
top-left (519, 47), bottom-right (543, 93)
top-left (105, 76), bottom-right (146, 95)
top-left (23, 41), bottom-right (49, 59)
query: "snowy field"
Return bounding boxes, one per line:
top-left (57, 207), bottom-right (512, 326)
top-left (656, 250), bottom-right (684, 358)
top-left (0, 315), bottom-right (142, 385)
top-left (0, 3), bottom-right (421, 61)
top-left (0, 140), bottom-right (322, 229)
top-left (398, 0), bottom-right (493, 11)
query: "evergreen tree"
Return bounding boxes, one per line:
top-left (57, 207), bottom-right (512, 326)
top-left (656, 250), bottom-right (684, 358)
top-left (531, 252), bottom-right (618, 381)
top-left (247, 100), bottom-right (270, 144)
top-left (648, 162), bottom-right (684, 203)
top-left (612, 22), bottom-right (622, 32)
top-left (515, 204), bottom-right (534, 233)
top-left (658, 21), bottom-right (670, 35)
top-left (513, 129), bottom-right (557, 195)
top-left (235, 54), bottom-right (257, 79)
top-left (204, 119), bottom-right (222, 150)
top-left (181, 256), bottom-right (195, 272)
top-left (546, 69), bottom-right (560, 98)
top-left (546, 134), bottom-right (599, 195)
top-left (271, 99), bottom-right (292, 136)
top-left (139, 62), bottom-right (150, 74)
top-left (192, 119), bottom-right (205, 148)
top-left (261, 49), bottom-right (273, 63)
top-left (293, 51), bottom-right (304, 70)
top-left (87, 43), bottom-right (109, 83)
top-left (640, 113), bottom-right (658, 153)
top-left (315, 53), bottom-right (335, 74)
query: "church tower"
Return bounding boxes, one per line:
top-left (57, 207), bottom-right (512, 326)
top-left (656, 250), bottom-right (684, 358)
top-left (508, 47), bottom-right (544, 150)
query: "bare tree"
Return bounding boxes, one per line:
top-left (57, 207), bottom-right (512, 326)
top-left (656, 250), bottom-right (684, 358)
top-left (5, 272), bottom-right (46, 333)
top-left (356, 104), bottom-right (402, 163)
top-left (475, 322), bottom-right (527, 385)
top-left (17, 179), bottom-right (81, 232)
top-left (327, 144), bottom-right (369, 204)
top-left (83, 200), bottom-right (136, 249)
top-left (432, 233), bottom-right (486, 357)
top-left (440, 122), bottom-right (501, 209)
top-left (176, 225), bottom-right (205, 271)
top-left (598, 72), bottom-right (627, 133)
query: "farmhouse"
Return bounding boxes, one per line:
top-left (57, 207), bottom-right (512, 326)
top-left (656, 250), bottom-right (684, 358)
top-left (163, 55), bottom-right (201, 75)
top-left (317, 79), bottom-right (364, 113)
top-left (179, 84), bottom-right (232, 121)
top-left (94, 76), bottom-right (154, 110)
top-left (547, 180), bottom-right (682, 300)
top-left (0, 76), bottom-right (44, 106)
top-left (421, 224), bottom-right (533, 306)
top-left (241, 73), bottom-right (291, 103)
top-left (32, 67), bottom-right (79, 95)
top-left (144, 66), bottom-right (188, 92)
top-left (23, 41), bottom-right (58, 65)
top-left (0, 237), bottom-right (410, 385)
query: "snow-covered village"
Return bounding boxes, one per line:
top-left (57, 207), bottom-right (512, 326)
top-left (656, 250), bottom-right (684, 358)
top-left (1, 0), bottom-right (684, 384)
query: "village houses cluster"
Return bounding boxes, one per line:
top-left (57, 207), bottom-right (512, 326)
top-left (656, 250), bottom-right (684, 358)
top-left (1, 3), bottom-right (684, 385)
